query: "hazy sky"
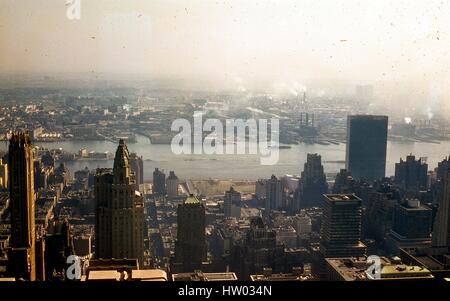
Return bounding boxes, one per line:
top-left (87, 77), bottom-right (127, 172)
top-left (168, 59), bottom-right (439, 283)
top-left (1, 0), bottom-right (450, 89)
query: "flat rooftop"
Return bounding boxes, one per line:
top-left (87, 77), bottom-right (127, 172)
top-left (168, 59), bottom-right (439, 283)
top-left (324, 194), bottom-right (361, 202)
top-left (172, 272), bottom-right (237, 281)
top-left (131, 269), bottom-right (167, 281)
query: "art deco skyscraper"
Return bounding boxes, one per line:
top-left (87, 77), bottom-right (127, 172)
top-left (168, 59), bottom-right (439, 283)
top-left (297, 153), bottom-right (328, 209)
top-left (8, 132), bottom-right (36, 280)
top-left (346, 115), bottom-right (388, 181)
top-left (95, 140), bottom-right (145, 266)
top-left (173, 194), bottom-right (207, 272)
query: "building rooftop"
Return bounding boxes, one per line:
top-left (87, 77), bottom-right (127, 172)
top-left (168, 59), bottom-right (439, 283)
top-left (324, 194), bottom-right (361, 202)
top-left (172, 271), bottom-right (237, 281)
top-left (85, 269), bottom-right (167, 281)
top-left (250, 274), bottom-right (312, 281)
top-left (131, 269), bottom-right (167, 281)
top-left (87, 270), bottom-right (121, 281)
top-left (326, 256), bottom-right (434, 281)
top-left (184, 194), bottom-right (200, 205)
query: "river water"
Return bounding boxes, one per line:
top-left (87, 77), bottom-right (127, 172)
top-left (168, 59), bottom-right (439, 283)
top-left (1, 135), bottom-right (449, 181)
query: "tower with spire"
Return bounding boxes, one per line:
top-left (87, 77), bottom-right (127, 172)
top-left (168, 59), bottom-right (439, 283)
top-left (95, 139), bottom-right (144, 266)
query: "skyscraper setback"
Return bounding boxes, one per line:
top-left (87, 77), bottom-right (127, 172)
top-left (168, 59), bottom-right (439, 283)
top-left (346, 115), bottom-right (388, 182)
top-left (8, 132), bottom-right (36, 281)
top-left (95, 140), bottom-right (145, 266)
top-left (297, 153), bottom-right (328, 209)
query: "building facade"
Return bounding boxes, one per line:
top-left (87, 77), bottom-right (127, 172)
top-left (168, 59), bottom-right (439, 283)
top-left (95, 140), bottom-right (145, 266)
top-left (173, 194), bottom-right (207, 273)
top-left (346, 115), bottom-right (388, 181)
top-left (8, 132), bottom-right (36, 280)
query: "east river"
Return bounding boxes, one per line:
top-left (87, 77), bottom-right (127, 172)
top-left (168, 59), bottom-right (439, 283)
top-left (1, 135), bottom-right (449, 181)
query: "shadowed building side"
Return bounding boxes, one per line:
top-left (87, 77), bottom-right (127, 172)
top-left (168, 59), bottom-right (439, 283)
top-left (8, 132), bottom-right (36, 281)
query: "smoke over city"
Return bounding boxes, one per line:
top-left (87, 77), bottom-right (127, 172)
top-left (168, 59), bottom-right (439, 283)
top-left (1, 1), bottom-right (450, 111)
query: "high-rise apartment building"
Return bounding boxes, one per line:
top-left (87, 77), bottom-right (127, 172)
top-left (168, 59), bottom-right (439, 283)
top-left (395, 155), bottom-right (428, 194)
top-left (266, 175), bottom-right (283, 211)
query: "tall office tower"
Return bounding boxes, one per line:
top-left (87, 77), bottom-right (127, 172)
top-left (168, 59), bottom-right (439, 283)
top-left (129, 153), bottom-right (144, 186)
top-left (0, 159), bottom-right (7, 189)
top-left (395, 155), bottom-right (428, 194)
top-left (224, 186), bottom-right (241, 219)
top-left (346, 115), bottom-right (388, 181)
top-left (174, 194), bottom-right (207, 272)
top-left (8, 132), bottom-right (36, 280)
top-left (297, 153), bottom-right (328, 209)
top-left (152, 168), bottom-right (166, 195)
top-left (266, 175), bottom-right (283, 211)
top-left (332, 169), bottom-right (355, 194)
top-left (95, 140), bottom-right (145, 266)
top-left (432, 168), bottom-right (450, 249)
top-left (320, 194), bottom-right (367, 258)
top-left (166, 171), bottom-right (179, 199)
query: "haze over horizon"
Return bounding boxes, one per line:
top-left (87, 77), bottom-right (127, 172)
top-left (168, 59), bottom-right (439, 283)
top-left (1, 0), bottom-right (450, 112)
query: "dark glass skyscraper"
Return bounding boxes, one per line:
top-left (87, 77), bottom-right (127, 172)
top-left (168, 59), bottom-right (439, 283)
top-left (346, 115), bottom-right (388, 182)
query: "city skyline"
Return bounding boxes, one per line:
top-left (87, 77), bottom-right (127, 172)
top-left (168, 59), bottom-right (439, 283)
top-left (1, 0), bottom-right (450, 288)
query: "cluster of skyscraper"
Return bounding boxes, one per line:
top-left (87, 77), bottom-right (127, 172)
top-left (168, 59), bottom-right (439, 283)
top-left (3, 114), bottom-right (450, 281)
